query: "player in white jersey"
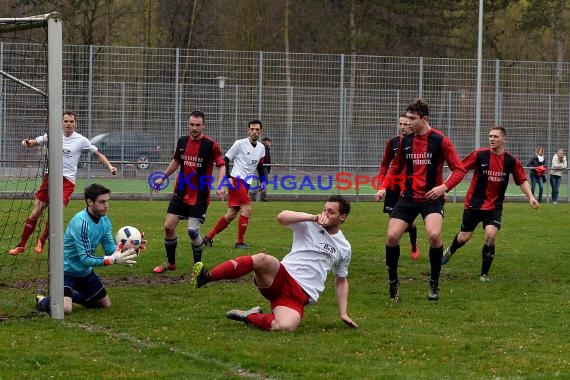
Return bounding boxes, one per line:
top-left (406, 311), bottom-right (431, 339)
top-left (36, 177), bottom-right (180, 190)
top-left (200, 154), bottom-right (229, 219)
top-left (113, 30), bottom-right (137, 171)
top-left (193, 195), bottom-right (358, 331)
top-left (204, 120), bottom-right (267, 248)
top-left (9, 111), bottom-right (117, 256)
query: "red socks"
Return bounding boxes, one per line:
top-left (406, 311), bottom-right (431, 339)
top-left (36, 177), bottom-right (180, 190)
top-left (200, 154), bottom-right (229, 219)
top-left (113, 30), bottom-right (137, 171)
top-left (207, 216), bottom-right (229, 239)
top-left (19, 218), bottom-right (38, 247)
top-left (210, 255), bottom-right (254, 281)
top-left (38, 221), bottom-right (49, 245)
top-left (207, 214), bottom-right (249, 245)
top-left (245, 312), bottom-right (274, 330)
top-left (237, 215), bottom-right (249, 244)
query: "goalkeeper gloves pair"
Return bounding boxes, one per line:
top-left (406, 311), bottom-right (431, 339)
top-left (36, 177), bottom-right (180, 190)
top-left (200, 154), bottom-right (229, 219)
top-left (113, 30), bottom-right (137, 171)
top-left (104, 243), bottom-right (137, 266)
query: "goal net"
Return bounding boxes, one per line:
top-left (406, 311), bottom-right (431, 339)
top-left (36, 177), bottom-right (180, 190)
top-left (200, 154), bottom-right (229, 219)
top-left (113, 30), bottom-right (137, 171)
top-left (0, 13), bottom-right (63, 320)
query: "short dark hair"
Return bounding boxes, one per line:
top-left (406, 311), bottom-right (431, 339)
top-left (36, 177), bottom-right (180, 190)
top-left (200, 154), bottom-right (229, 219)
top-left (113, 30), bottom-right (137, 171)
top-left (399, 112), bottom-right (408, 118)
top-left (63, 111), bottom-right (77, 121)
top-left (326, 195), bottom-right (350, 216)
top-left (189, 111), bottom-right (206, 123)
top-left (248, 119), bottom-right (263, 129)
top-left (406, 99), bottom-right (430, 117)
top-left (84, 183), bottom-right (111, 203)
top-left (491, 126), bottom-right (507, 137)
top-left (262, 137), bottom-right (271, 142)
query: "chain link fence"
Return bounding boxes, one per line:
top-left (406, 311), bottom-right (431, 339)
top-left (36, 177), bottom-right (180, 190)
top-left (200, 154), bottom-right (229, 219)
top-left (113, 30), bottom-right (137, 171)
top-left (1, 43), bottom-right (568, 200)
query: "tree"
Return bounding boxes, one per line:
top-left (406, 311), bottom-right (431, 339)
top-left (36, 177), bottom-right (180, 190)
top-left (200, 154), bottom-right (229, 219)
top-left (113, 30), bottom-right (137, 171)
top-left (520, 0), bottom-right (569, 92)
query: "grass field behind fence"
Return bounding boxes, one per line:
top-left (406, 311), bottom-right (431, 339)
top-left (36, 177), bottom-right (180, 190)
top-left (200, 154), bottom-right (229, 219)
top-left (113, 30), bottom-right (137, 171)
top-left (2, 175), bottom-right (568, 201)
top-left (1, 199), bottom-right (570, 379)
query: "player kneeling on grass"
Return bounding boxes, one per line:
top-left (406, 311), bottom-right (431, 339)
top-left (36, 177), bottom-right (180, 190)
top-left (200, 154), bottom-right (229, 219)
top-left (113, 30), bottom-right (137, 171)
top-left (192, 195), bottom-right (358, 331)
top-left (36, 183), bottom-right (147, 314)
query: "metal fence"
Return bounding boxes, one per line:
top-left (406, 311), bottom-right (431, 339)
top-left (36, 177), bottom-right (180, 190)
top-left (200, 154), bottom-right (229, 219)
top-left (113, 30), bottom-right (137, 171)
top-left (0, 42), bottom-right (568, 199)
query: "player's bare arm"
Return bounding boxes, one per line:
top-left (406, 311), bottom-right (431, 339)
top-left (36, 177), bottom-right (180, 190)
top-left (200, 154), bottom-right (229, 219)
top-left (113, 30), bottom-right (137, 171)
top-left (335, 276), bottom-right (358, 328)
top-left (21, 138), bottom-right (40, 148)
top-left (425, 184), bottom-right (448, 200)
top-left (153, 158), bottom-right (179, 192)
top-left (215, 164), bottom-right (226, 200)
top-left (276, 210), bottom-right (319, 226)
top-left (374, 188), bottom-right (386, 201)
top-left (92, 151), bottom-right (117, 175)
top-left (520, 180), bottom-right (539, 209)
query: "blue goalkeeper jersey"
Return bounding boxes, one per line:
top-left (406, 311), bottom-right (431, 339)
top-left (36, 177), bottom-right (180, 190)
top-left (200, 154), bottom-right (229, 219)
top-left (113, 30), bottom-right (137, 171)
top-left (63, 208), bottom-right (117, 277)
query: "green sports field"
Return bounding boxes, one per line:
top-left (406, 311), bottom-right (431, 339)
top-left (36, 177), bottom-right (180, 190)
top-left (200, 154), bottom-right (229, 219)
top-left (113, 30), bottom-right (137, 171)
top-left (1, 199), bottom-right (570, 379)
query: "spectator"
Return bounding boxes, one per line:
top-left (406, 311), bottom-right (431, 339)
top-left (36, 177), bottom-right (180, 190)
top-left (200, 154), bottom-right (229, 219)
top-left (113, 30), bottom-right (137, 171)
top-left (527, 146), bottom-right (546, 203)
top-left (550, 148), bottom-right (567, 204)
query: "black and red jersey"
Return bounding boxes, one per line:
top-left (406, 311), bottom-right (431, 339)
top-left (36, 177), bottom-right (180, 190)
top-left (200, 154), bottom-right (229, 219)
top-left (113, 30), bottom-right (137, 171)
top-left (172, 134), bottom-right (225, 206)
top-left (378, 135), bottom-right (403, 194)
top-left (383, 127), bottom-right (466, 201)
top-left (463, 148), bottom-right (527, 210)
top-left (378, 135), bottom-right (402, 179)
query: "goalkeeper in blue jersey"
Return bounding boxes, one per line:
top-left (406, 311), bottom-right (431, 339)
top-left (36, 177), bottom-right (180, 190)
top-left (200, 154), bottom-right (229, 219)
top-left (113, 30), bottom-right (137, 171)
top-left (36, 183), bottom-right (146, 314)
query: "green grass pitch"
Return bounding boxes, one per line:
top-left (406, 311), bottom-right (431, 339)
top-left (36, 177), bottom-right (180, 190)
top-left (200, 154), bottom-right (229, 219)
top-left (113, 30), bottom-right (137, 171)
top-left (1, 199), bottom-right (570, 379)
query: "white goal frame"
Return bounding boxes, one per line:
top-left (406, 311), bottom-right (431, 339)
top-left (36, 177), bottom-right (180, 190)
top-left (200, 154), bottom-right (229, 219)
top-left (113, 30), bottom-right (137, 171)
top-left (0, 13), bottom-right (63, 319)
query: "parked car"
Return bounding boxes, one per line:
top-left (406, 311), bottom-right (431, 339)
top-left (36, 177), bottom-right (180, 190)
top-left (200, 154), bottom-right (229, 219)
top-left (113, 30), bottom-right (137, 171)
top-left (81, 132), bottom-right (160, 170)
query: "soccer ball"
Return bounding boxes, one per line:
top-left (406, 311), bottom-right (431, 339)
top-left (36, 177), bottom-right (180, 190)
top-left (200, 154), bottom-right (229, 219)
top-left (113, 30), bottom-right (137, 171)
top-left (115, 226), bottom-right (142, 251)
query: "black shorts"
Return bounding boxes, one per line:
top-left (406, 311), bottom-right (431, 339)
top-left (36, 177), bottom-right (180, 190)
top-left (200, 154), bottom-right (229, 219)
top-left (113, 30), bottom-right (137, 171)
top-left (167, 193), bottom-right (208, 223)
top-left (460, 209), bottom-right (502, 232)
top-left (390, 197), bottom-right (444, 225)
top-left (64, 271), bottom-right (107, 302)
top-left (383, 189), bottom-right (401, 214)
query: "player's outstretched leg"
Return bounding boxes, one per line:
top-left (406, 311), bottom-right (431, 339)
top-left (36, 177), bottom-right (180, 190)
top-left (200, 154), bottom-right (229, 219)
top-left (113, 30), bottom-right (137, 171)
top-left (225, 306), bottom-right (263, 322)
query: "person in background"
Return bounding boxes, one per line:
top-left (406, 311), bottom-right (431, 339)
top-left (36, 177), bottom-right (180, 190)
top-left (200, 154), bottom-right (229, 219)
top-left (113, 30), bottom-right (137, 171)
top-left (9, 111), bottom-right (117, 256)
top-left (375, 114), bottom-right (419, 260)
top-left (441, 127), bottom-right (539, 282)
top-left (375, 99), bottom-right (466, 302)
top-left (259, 137), bottom-right (272, 201)
top-left (527, 146), bottom-right (546, 203)
top-left (151, 111), bottom-right (226, 274)
top-left (549, 148), bottom-right (567, 204)
top-left (204, 120), bottom-right (267, 249)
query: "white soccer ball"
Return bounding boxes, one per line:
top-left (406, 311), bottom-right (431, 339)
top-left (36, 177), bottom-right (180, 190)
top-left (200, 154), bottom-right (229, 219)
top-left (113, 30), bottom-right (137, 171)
top-left (115, 226), bottom-right (142, 251)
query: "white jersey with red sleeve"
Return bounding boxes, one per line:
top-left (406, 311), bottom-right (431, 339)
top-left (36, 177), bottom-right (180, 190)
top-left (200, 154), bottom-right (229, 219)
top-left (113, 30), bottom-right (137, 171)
top-left (281, 221), bottom-right (352, 303)
top-left (225, 137), bottom-right (265, 185)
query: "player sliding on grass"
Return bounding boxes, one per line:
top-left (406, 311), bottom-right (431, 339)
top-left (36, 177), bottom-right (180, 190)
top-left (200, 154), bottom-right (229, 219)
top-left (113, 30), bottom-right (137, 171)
top-left (441, 126), bottom-right (539, 281)
top-left (192, 195), bottom-right (358, 331)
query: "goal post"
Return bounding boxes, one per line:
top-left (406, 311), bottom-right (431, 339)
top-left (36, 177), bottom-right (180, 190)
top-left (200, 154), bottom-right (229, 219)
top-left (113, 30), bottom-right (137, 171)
top-left (46, 13), bottom-right (64, 320)
top-left (0, 12), bottom-right (63, 319)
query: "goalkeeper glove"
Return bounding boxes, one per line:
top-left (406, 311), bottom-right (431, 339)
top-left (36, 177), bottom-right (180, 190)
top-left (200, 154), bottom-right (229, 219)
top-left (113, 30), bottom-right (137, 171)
top-left (104, 243), bottom-right (137, 266)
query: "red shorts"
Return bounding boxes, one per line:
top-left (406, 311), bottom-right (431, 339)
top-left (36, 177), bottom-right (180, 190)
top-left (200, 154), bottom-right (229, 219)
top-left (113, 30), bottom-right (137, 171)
top-left (227, 177), bottom-right (251, 207)
top-left (36, 175), bottom-right (75, 205)
top-left (257, 264), bottom-right (310, 317)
